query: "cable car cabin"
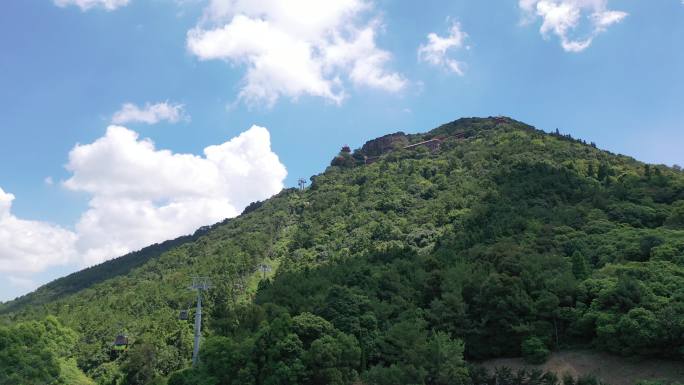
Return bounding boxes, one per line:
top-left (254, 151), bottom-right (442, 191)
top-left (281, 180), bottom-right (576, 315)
top-left (179, 309), bottom-right (189, 320)
top-left (112, 335), bottom-right (129, 351)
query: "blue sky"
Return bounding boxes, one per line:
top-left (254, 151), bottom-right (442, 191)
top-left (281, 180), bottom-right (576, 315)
top-left (0, 0), bottom-right (682, 301)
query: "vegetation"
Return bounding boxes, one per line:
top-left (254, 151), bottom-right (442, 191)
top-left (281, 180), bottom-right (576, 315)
top-left (2, 117), bottom-right (684, 384)
top-left (468, 366), bottom-right (605, 385)
top-left (521, 337), bottom-right (550, 364)
top-left (0, 316), bottom-right (93, 385)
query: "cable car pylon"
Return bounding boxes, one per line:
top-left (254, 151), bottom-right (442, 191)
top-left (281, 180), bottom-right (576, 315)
top-left (190, 277), bottom-right (211, 367)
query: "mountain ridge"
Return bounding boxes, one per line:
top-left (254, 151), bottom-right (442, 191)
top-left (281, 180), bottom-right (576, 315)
top-left (0, 116), bottom-right (520, 311)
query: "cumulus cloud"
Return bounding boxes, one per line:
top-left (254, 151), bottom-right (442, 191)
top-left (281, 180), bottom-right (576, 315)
top-left (519, 0), bottom-right (627, 52)
top-left (0, 125), bottom-right (286, 277)
top-left (64, 125), bottom-right (287, 266)
top-left (418, 22), bottom-right (468, 75)
top-left (112, 102), bottom-right (188, 125)
top-left (53, 0), bottom-right (130, 11)
top-left (0, 188), bottom-right (77, 273)
top-left (187, 0), bottom-right (406, 106)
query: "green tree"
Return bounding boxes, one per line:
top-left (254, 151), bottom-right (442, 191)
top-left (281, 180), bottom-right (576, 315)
top-left (305, 333), bottom-right (360, 385)
top-left (665, 201), bottom-right (684, 228)
top-left (427, 332), bottom-right (469, 385)
top-left (571, 252), bottom-right (589, 280)
top-left (521, 336), bottom-right (550, 364)
top-left (120, 342), bottom-right (159, 385)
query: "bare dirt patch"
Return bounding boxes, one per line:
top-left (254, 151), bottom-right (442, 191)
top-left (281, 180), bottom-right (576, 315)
top-left (479, 350), bottom-right (684, 385)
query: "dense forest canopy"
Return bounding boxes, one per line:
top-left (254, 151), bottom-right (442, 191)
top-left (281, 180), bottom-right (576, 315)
top-left (1, 117), bottom-right (683, 385)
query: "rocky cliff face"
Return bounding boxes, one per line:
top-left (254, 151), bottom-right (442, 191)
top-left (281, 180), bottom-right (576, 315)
top-left (359, 132), bottom-right (409, 157)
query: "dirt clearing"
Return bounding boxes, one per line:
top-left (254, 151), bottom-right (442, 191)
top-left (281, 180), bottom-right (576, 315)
top-left (479, 350), bottom-right (683, 385)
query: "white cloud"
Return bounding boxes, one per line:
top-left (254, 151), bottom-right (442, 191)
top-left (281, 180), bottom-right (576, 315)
top-left (418, 22), bottom-right (468, 75)
top-left (187, 0), bottom-right (406, 106)
top-left (519, 0), bottom-right (627, 52)
top-left (64, 125), bottom-right (286, 266)
top-left (0, 188), bottom-right (78, 273)
top-left (0, 125), bottom-right (286, 276)
top-left (53, 0), bottom-right (130, 11)
top-left (325, 25), bottom-right (407, 92)
top-left (112, 102), bottom-right (188, 125)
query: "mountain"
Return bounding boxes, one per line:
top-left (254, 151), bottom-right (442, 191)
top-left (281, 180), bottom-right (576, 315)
top-left (2, 117), bottom-right (684, 385)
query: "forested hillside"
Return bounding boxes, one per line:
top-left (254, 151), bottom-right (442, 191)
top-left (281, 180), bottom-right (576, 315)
top-left (2, 117), bottom-right (683, 385)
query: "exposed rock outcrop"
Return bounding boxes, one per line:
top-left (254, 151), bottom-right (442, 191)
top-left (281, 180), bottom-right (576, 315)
top-left (360, 132), bottom-right (409, 157)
